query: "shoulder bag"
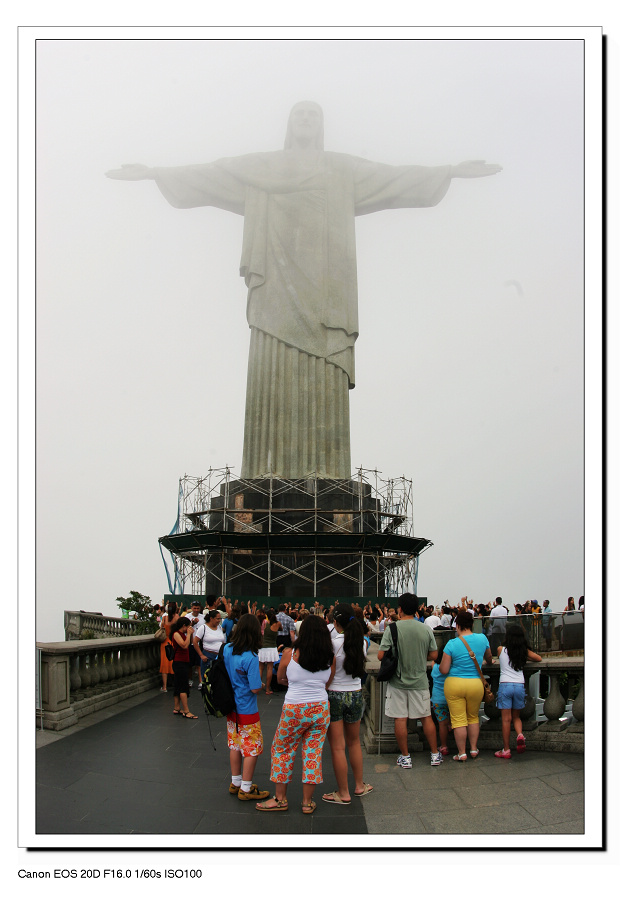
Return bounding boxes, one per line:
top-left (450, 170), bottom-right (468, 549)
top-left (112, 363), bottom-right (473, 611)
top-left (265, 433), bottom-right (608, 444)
top-left (377, 622), bottom-right (399, 682)
top-left (458, 635), bottom-right (494, 702)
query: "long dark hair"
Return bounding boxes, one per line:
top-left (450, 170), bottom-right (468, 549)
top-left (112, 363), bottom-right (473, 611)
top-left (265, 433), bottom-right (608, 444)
top-left (166, 601), bottom-right (178, 618)
top-left (169, 616), bottom-right (190, 636)
top-left (334, 604), bottom-right (365, 679)
top-left (293, 615), bottom-right (333, 672)
top-left (230, 614), bottom-right (261, 656)
top-left (504, 624), bottom-right (529, 671)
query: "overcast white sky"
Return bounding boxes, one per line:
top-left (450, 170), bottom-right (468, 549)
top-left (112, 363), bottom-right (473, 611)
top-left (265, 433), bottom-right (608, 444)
top-left (31, 34), bottom-right (595, 642)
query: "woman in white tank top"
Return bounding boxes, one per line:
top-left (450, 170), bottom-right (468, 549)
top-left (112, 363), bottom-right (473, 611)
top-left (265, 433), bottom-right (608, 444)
top-left (494, 624), bottom-right (542, 759)
top-left (322, 604), bottom-right (373, 804)
top-left (255, 616), bottom-right (333, 814)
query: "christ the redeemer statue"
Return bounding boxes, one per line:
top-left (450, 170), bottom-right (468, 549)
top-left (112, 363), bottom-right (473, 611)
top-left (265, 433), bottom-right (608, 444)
top-left (107, 101), bottom-right (501, 480)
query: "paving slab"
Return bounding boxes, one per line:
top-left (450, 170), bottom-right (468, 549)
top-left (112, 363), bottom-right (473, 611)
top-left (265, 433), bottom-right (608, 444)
top-left (35, 688), bottom-right (585, 838)
top-left (454, 777), bottom-right (563, 808)
top-left (519, 793), bottom-right (585, 826)
top-left (373, 786), bottom-right (468, 813)
top-left (419, 802), bottom-right (542, 834)
top-left (78, 797), bottom-right (206, 835)
top-left (365, 813), bottom-right (428, 834)
top-left (479, 754), bottom-right (578, 783)
top-left (540, 770), bottom-right (585, 794)
top-left (514, 821), bottom-right (585, 834)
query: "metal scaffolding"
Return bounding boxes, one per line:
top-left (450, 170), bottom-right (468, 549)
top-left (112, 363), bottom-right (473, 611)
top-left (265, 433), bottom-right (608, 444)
top-left (159, 467), bottom-right (432, 600)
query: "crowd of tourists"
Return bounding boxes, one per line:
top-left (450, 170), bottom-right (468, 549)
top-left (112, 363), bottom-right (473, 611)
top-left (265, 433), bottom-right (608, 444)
top-left (153, 590), bottom-right (547, 815)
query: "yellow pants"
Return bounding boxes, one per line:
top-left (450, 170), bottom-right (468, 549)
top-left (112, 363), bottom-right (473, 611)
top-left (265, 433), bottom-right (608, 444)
top-left (444, 676), bottom-right (484, 728)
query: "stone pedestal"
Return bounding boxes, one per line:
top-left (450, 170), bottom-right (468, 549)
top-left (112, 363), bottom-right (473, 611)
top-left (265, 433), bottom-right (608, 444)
top-left (40, 653), bottom-right (72, 712)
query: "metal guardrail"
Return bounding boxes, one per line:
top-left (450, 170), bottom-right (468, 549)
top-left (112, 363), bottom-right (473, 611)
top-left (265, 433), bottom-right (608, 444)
top-left (368, 612), bottom-right (583, 654)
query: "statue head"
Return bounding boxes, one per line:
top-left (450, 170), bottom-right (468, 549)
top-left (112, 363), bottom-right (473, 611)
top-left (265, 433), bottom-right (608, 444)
top-left (284, 101), bottom-right (324, 150)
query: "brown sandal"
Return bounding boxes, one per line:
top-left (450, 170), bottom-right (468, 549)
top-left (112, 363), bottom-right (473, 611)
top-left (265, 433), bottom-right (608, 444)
top-left (301, 800), bottom-right (317, 814)
top-left (256, 797), bottom-right (288, 811)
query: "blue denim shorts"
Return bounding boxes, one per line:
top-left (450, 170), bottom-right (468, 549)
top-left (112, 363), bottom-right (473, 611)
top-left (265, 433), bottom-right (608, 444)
top-left (496, 682), bottom-right (526, 710)
top-left (327, 689), bottom-right (364, 724)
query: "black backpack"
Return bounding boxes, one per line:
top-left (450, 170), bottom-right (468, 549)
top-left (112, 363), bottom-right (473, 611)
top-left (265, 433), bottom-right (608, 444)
top-left (201, 645), bottom-right (236, 718)
top-left (164, 640), bottom-right (176, 661)
top-left (377, 622), bottom-right (399, 682)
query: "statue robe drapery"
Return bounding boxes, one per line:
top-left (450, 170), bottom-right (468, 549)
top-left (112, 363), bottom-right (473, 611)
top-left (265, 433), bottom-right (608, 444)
top-left (153, 151), bottom-right (452, 479)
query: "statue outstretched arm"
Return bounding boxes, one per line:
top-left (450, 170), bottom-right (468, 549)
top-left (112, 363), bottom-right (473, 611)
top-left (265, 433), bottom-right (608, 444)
top-left (107, 159), bottom-right (247, 214)
top-left (450, 160), bottom-right (502, 178)
top-left (105, 163), bottom-right (155, 180)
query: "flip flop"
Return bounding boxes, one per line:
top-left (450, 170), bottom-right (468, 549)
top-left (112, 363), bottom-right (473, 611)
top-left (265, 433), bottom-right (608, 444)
top-left (181, 712), bottom-right (198, 719)
top-left (301, 800), bottom-right (317, 814)
top-left (256, 798), bottom-right (288, 811)
top-left (173, 709), bottom-right (181, 714)
top-left (322, 791), bottom-right (351, 805)
top-left (354, 783), bottom-right (374, 797)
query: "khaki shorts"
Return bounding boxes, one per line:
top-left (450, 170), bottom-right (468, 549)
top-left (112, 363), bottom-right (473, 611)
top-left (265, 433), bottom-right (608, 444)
top-left (385, 685), bottom-right (431, 719)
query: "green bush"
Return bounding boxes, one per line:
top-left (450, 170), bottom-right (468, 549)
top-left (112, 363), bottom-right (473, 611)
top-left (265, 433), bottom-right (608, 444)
top-left (116, 590), bottom-right (159, 634)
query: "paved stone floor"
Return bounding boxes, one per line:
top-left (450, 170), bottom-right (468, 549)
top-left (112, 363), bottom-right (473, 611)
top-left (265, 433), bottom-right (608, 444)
top-left (36, 688), bottom-right (584, 837)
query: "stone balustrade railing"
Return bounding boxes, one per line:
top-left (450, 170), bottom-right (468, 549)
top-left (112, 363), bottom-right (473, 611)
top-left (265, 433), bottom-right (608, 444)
top-left (36, 635), bottom-right (161, 730)
top-left (362, 642), bottom-right (584, 754)
top-left (63, 610), bottom-right (151, 640)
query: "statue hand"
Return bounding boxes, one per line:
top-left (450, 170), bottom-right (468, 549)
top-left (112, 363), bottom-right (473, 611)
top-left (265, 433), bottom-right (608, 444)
top-left (451, 160), bottom-right (502, 178)
top-left (105, 163), bottom-right (153, 181)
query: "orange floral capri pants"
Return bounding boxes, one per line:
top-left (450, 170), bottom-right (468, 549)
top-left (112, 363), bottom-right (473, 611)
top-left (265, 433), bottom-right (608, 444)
top-left (226, 711), bottom-right (263, 757)
top-left (270, 701), bottom-right (330, 785)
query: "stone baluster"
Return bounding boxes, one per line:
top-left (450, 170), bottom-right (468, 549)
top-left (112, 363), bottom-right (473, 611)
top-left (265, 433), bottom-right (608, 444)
top-left (134, 644), bottom-right (146, 674)
top-left (98, 650), bottom-right (110, 684)
top-left (520, 690), bottom-right (537, 725)
top-left (112, 648), bottom-right (124, 680)
top-left (79, 653), bottom-right (92, 690)
top-left (565, 673), bottom-right (584, 734)
top-left (540, 673), bottom-right (566, 730)
top-left (483, 670), bottom-right (501, 721)
top-left (69, 654), bottom-right (82, 693)
top-left (89, 652), bottom-right (101, 688)
top-left (120, 645), bottom-right (132, 678)
top-left (107, 649), bottom-right (117, 681)
top-left (572, 675), bottom-right (584, 721)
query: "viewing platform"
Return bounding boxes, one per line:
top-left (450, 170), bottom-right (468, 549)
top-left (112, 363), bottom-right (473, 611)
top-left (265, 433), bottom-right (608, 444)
top-left (35, 613), bottom-right (586, 838)
top-left (36, 681), bottom-right (584, 838)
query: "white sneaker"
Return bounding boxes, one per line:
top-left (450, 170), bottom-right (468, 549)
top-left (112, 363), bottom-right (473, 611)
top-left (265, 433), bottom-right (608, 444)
top-left (430, 752), bottom-right (443, 766)
top-left (396, 755), bottom-right (412, 768)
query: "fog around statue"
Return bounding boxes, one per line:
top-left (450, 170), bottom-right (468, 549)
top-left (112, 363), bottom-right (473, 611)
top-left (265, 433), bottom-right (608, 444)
top-left (107, 101), bottom-right (501, 480)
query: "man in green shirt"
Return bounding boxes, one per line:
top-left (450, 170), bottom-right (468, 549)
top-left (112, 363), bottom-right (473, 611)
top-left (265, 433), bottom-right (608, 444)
top-left (378, 593), bottom-right (441, 768)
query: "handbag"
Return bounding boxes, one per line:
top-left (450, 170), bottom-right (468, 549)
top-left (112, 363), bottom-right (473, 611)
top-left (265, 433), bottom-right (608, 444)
top-left (458, 635), bottom-right (494, 702)
top-left (377, 622), bottom-right (399, 682)
top-left (154, 626), bottom-right (167, 643)
top-left (164, 640), bottom-right (176, 661)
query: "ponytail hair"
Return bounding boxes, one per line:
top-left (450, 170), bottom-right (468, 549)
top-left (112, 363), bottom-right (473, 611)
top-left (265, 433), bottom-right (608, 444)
top-left (504, 624), bottom-right (529, 671)
top-left (334, 604), bottom-right (365, 679)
